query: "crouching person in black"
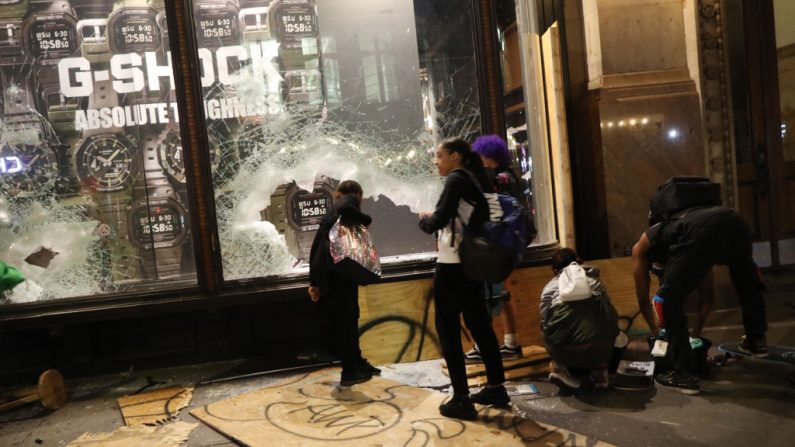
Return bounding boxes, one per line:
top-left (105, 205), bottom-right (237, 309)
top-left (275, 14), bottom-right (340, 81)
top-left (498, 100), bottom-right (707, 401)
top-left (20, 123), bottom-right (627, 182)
top-left (308, 180), bottom-right (381, 386)
top-left (633, 206), bottom-right (768, 395)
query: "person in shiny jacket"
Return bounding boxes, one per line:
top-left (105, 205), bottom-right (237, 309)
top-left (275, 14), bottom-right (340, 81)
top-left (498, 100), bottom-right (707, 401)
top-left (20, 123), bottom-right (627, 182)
top-left (308, 180), bottom-right (380, 386)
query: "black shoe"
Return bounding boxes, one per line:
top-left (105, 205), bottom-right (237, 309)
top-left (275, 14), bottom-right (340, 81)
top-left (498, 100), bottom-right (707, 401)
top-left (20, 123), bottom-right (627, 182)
top-left (439, 395), bottom-right (477, 420)
top-left (654, 370), bottom-right (700, 395)
top-left (464, 347), bottom-right (483, 364)
top-left (340, 369), bottom-right (373, 387)
top-left (738, 335), bottom-right (769, 358)
top-left (358, 358), bottom-right (382, 375)
top-left (499, 345), bottom-right (523, 359)
top-left (470, 385), bottom-right (511, 407)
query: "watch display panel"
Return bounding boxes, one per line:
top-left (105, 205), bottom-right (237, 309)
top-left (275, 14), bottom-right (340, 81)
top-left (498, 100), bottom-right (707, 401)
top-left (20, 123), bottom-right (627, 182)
top-left (76, 135), bottom-right (136, 192)
top-left (195, 2), bottom-right (240, 47)
top-left (131, 198), bottom-right (186, 249)
top-left (0, 142), bottom-right (57, 198)
top-left (109, 7), bottom-right (161, 54)
top-left (27, 14), bottom-right (78, 60)
top-left (289, 190), bottom-right (330, 232)
top-left (271, 0), bottom-right (317, 39)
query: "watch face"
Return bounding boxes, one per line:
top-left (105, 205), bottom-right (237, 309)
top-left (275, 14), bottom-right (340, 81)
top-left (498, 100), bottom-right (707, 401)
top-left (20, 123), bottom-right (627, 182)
top-left (290, 190), bottom-right (331, 232)
top-left (27, 14), bottom-right (79, 60)
top-left (77, 135), bottom-right (136, 192)
top-left (195, 2), bottom-right (241, 47)
top-left (130, 198), bottom-right (186, 249)
top-left (109, 7), bottom-right (161, 53)
top-left (271, 0), bottom-right (318, 40)
top-left (0, 142), bottom-right (57, 198)
top-left (157, 130), bottom-right (186, 183)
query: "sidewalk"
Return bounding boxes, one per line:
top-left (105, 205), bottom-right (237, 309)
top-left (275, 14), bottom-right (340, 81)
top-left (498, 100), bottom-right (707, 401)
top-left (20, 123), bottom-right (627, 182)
top-left (0, 343), bottom-right (793, 447)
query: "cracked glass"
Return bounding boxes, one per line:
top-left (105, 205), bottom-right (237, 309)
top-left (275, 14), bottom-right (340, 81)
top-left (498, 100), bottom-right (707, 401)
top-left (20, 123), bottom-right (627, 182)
top-left (192, 0), bottom-right (483, 281)
top-left (0, 0), bottom-right (197, 304)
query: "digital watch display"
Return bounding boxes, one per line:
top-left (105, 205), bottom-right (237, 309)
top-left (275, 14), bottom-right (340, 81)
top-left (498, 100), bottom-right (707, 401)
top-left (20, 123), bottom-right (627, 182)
top-left (290, 190), bottom-right (330, 231)
top-left (27, 14), bottom-right (78, 60)
top-left (195, 2), bottom-right (240, 47)
top-left (273, 3), bottom-right (317, 39)
top-left (109, 8), bottom-right (161, 53)
top-left (130, 198), bottom-right (186, 249)
top-left (0, 142), bottom-right (58, 198)
top-left (76, 135), bottom-right (136, 192)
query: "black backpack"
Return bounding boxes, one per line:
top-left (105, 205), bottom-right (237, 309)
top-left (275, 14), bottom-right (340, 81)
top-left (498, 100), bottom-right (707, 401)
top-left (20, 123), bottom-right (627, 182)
top-left (649, 177), bottom-right (721, 226)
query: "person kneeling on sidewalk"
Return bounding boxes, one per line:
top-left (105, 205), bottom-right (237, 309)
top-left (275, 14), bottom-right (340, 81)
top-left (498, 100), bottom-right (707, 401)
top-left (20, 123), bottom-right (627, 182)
top-left (540, 249), bottom-right (620, 390)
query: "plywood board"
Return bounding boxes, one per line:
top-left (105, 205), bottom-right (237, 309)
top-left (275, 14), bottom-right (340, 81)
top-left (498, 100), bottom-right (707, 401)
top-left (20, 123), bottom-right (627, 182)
top-left (358, 278), bottom-right (441, 365)
top-left (117, 386), bottom-right (194, 426)
top-left (66, 421), bottom-right (197, 447)
top-left (191, 368), bottom-right (614, 447)
top-left (354, 256), bottom-right (645, 368)
top-left (543, 21), bottom-right (576, 249)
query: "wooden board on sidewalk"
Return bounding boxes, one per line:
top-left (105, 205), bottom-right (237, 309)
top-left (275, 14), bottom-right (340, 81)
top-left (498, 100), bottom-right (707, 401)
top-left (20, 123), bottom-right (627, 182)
top-left (117, 386), bottom-right (193, 426)
top-left (190, 368), bottom-right (614, 447)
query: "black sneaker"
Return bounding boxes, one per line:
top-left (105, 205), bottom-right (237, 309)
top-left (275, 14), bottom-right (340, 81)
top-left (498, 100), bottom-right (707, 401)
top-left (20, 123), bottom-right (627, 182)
top-left (439, 395), bottom-right (477, 420)
top-left (358, 358), bottom-right (382, 375)
top-left (340, 369), bottom-right (373, 387)
top-left (499, 345), bottom-right (523, 359)
top-left (470, 385), bottom-right (511, 408)
top-left (738, 335), bottom-right (769, 358)
top-left (464, 347), bottom-right (483, 364)
top-left (654, 370), bottom-right (700, 395)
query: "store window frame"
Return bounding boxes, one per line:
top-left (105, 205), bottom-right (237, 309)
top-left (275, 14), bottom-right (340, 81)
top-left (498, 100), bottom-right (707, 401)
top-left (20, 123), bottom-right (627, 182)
top-left (0, 0), bottom-right (560, 323)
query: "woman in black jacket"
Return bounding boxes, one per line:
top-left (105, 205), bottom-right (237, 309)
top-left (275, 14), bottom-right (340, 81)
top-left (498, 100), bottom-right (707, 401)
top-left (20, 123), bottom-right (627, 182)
top-left (308, 180), bottom-right (380, 386)
top-left (419, 138), bottom-right (508, 420)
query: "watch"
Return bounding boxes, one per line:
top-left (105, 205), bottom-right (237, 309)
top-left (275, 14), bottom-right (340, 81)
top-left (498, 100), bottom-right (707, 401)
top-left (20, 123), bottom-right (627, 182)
top-left (107, 0), bottom-right (161, 54)
top-left (75, 78), bottom-right (142, 284)
top-left (267, 0), bottom-right (323, 111)
top-left (268, 0), bottom-right (317, 45)
top-left (128, 130), bottom-right (188, 279)
top-left (262, 173), bottom-right (334, 261)
top-left (193, 0), bottom-right (242, 49)
top-left (0, 66), bottom-right (58, 199)
top-left (23, 0), bottom-right (80, 134)
top-left (22, 0), bottom-right (79, 61)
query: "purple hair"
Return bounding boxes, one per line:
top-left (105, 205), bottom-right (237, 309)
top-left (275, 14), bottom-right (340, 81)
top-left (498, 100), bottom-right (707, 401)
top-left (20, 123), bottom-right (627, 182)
top-left (472, 134), bottom-right (511, 167)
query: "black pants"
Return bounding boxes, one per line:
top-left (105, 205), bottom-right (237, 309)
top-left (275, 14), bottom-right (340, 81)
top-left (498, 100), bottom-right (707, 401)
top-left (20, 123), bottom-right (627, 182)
top-left (434, 263), bottom-right (505, 396)
top-left (325, 273), bottom-right (362, 375)
top-left (658, 212), bottom-right (767, 375)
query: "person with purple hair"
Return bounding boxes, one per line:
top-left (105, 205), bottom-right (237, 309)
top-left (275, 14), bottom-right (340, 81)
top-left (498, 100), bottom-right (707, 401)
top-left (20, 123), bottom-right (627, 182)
top-left (466, 134), bottom-right (536, 362)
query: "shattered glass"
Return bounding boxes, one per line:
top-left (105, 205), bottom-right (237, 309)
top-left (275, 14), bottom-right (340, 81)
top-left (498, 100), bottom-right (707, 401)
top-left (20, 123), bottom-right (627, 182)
top-left (202, 0), bottom-right (483, 281)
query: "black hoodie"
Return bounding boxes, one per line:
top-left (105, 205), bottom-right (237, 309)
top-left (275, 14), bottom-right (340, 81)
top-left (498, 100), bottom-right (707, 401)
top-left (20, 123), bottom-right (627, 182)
top-left (309, 193), bottom-right (372, 294)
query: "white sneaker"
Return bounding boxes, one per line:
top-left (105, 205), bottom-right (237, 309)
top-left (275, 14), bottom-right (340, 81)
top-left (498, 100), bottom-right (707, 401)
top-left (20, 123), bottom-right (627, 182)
top-left (549, 362), bottom-right (581, 389)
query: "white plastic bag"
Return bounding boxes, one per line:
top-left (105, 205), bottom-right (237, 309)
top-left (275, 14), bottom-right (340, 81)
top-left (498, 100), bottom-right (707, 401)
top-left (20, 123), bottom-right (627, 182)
top-left (558, 262), bottom-right (591, 302)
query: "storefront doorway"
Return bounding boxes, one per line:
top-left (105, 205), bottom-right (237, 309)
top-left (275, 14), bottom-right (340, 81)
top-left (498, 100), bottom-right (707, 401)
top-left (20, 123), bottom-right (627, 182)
top-left (727, 0), bottom-right (795, 267)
